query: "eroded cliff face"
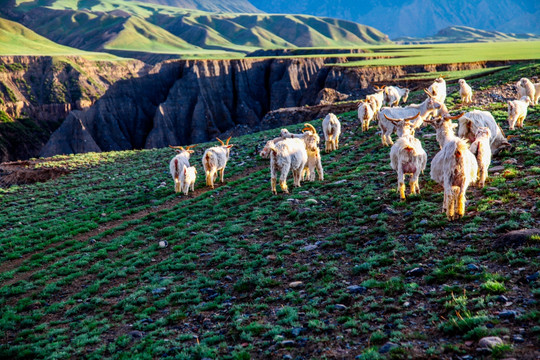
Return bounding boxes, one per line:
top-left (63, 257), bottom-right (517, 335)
top-left (0, 56), bottom-right (146, 161)
top-left (39, 58), bottom-right (522, 158)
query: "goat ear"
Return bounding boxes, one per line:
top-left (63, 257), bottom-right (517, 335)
top-left (226, 145), bottom-right (234, 149)
top-left (187, 150), bottom-right (194, 154)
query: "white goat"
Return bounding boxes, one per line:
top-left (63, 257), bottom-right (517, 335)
top-left (534, 82), bottom-right (540, 106)
top-left (519, 78), bottom-right (536, 105)
top-left (280, 128), bottom-right (305, 139)
top-left (507, 96), bottom-right (532, 130)
top-left (202, 137), bottom-right (234, 189)
top-left (458, 79), bottom-right (473, 104)
top-left (430, 138), bottom-right (478, 220)
top-left (384, 86), bottom-right (410, 107)
top-left (469, 127), bottom-right (492, 188)
top-left (378, 89), bottom-right (444, 146)
top-left (366, 85), bottom-right (385, 113)
top-left (322, 113), bottom-right (341, 152)
top-left (260, 136), bottom-right (285, 158)
top-left (516, 80), bottom-right (527, 98)
top-left (267, 138), bottom-right (308, 194)
top-left (181, 165), bottom-right (197, 195)
top-left (357, 99), bottom-right (377, 132)
top-left (385, 113), bottom-right (427, 200)
top-left (169, 144), bottom-right (196, 194)
top-left (428, 76), bottom-right (447, 103)
top-left (301, 123), bottom-right (324, 181)
top-left (457, 110), bottom-right (510, 154)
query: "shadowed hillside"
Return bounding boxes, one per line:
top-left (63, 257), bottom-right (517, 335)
top-left (396, 26), bottom-right (540, 44)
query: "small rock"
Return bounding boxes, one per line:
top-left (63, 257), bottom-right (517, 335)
top-left (334, 304), bottom-right (347, 311)
top-left (489, 165), bottom-right (505, 173)
top-left (151, 287), bottom-right (166, 295)
top-left (370, 214), bottom-right (378, 220)
top-left (526, 272), bottom-right (539, 282)
top-left (496, 295), bottom-right (509, 303)
top-left (291, 328), bottom-right (304, 337)
top-left (282, 355), bottom-right (293, 360)
top-left (406, 267), bottom-right (425, 277)
top-left (159, 240), bottom-right (168, 248)
top-left (382, 205), bottom-right (398, 215)
top-left (129, 330), bottom-right (145, 339)
top-left (89, 239), bottom-right (96, 244)
top-left (347, 285), bottom-right (367, 294)
top-left (302, 244), bottom-right (318, 251)
top-left (403, 301), bottom-right (410, 307)
top-left (466, 263), bottom-right (480, 272)
top-left (512, 334), bottom-right (524, 343)
top-left (503, 158), bottom-right (517, 164)
top-left (305, 199), bottom-right (318, 205)
top-left (478, 336), bottom-right (503, 350)
top-left (499, 310), bottom-right (518, 319)
top-left (332, 179), bottom-right (347, 185)
top-left (281, 340), bottom-right (295, 347)
top-left (289, 281), bottom-right (303, 288)
top-left (493, 228), bottom-right (540, 249)
top-left (419, 219), bottom-right (428, 225)
top-left (266, 255), bottom-right (277, 260)
top-left (379, 342), bottom-right (398, 354)
top-left (298, 191), bottom-right (310, 195)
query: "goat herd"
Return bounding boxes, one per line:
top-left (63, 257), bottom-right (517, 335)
top-left (168, 76), bottom-right (539, 221)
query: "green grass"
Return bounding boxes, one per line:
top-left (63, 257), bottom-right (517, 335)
top-left (339, 42), bottom-right (540, 67)
top-left (0, 17), bottom-right (118, 60)
top-left (0, 57), bottom-right (538, 359)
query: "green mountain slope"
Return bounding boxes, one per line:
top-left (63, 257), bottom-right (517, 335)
top-left (4, 0), bottom-right (390, 60)
top-left (0, 63), bottom-right (538, 359)
top-left (0, 17), bottom-right (116, 58)
top-left (396, 25), bottom-right (540, 44)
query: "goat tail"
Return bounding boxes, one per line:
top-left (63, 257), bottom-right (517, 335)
top-left (174, 159), bottom-right (179, 180)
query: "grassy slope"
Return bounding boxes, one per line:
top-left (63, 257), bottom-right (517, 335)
top-left (0, 17), bottom-right (118, 59)
top-left (9, 0), bottom-right (390, 58)
top-left (339, 41), bottom-right (540, 67)
top-left (0, 63), bottom-right (538, 359)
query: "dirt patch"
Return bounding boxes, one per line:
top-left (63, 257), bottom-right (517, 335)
top-left (0, 159), bottom-right (71, 187)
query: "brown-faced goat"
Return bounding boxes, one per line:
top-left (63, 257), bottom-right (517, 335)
top-left (469, 127), bottom-right (492, 188)
top-left (267, 138), bottom-right (308, 194)
top-left (430, 138), bottom-right (478, 220)
top-left (322, 113), bottom-right (341, 152)
top-left (385, 113), bottom-right (427, 200)
top-left (507, 96), bottom-right (533, 130)
top-left (169, 144), bottom-right (196, 194)
top-left (202, 137), bottom-right (234, 189)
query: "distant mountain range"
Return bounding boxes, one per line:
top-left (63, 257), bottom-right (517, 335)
top-left (247, 0), bottom-right (540, 38)
top-left (397, 26), bottom-right (540, 44)
top-left (0, 0), bottom-right (389, 60)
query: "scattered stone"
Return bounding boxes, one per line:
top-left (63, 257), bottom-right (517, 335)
top-left (406, 267), bottom-right (425, 277)
top-left (403, 301), bottom-right (410, 307)
top-left (347, 285), bottom-right (367, 294)
top-left (289, 281), bottom-right (303, 288)
top-left (334, 304), bottom-right (347, 311)
top-left (489, 165), bottom-right (505, 173)
top-left (382, 205), bottom-right (398, 215)
top-left (282, 355), bottom-right (293, 360)
top-left (89, 239), bottom-right (96, 244)
top-left (419, 219), bottom-right (428, 225)
top-left (332, 179), bottom-right (347, 185)
top-left (287, 198), bottom-right (299, 204)
top-left (496, 295), bottom-right (509, 303)
top-left (370, 214), bottom-right (378, 220)
top-left (379, 342), bottom-right (398, 354)
top-left (493, 229), bottom-right (540, 249)
top-left (422, 133), bottom-right (436, 139)
top-left (266, 255), bottom-right (277, 260)
top-left (503, 158), bottom-right (517, 164)
top-left (200, 288), bottom-right (218, 299)
top-left (512, 334), bottom-right (524, 343)
top-left (499, 310), bottom-right (518, 319)
top-left (151, 287), bottom-right (166, 295)
top-left (466, 263), bottom-right (480, 272)
top-left (281, 340), bottom-right (295, 347)
top-left (478, 336), bottom-right (503, 349)
top-left (291, 328), bottom-right (304, 337)
top-left (190, 231), bottom-right (197, 235)
top-left (302, 244), bottom-right (318, 251)
top-left (159, 240), bottom-right (168, 248)
top-left (526, 272), bottom-right (539, 283)
top-left (298, 191), bottom-right (310, 195)
top-left (305, 199), bottom-right (318, 205)
top-left (129, 330), bottom-right (145, 339)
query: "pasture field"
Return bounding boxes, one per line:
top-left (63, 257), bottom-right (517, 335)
top-left (0, 63), bottom-right (539, 359)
